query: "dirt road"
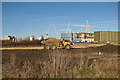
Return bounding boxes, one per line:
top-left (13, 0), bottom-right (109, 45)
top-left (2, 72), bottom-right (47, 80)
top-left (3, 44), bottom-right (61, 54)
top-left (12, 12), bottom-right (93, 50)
top-left (0, 46), bottom-right (44, 50)
top-left (1, 43), bottom-right (107, 50)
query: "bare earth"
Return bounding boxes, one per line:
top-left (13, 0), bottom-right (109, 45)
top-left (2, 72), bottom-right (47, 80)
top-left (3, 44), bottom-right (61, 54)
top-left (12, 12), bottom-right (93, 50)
top-left (2, 44), bottom-right (120, 78)
top-left (1, 43), bottom-right (108, 50)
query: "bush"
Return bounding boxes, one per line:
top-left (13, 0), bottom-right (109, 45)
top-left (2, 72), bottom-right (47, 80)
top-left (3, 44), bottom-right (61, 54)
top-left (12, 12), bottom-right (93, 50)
top-left (2, 40), bottom-right (43, 47)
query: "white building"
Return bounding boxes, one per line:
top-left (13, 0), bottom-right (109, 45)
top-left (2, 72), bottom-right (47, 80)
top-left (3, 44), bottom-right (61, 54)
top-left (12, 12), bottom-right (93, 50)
top-left (2, 36), bottom-right (10, 40)
top-left (2, 36), bottom-right (17, 41)
top-left (76, 33), bottom-right (94, 42)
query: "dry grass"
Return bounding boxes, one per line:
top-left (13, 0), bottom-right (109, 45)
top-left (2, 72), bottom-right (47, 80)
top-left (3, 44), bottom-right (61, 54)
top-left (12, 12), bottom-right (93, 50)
top-left (2, 40), bottom-right (43, 47)
top-left (2, 44), bottom-right (120, 78)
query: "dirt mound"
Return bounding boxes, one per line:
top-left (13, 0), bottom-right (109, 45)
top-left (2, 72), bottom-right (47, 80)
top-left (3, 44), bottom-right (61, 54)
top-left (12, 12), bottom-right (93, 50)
top-left (70, 44), bottom-right (119, 54)
top-left (44, 38), bottom-right (60, 41)
top-left (95, 44), bottom-right (119, 53)
top-left (111, 41), bottom-right (120, 45)
top-left (41, 38), bottom-right (60, 44)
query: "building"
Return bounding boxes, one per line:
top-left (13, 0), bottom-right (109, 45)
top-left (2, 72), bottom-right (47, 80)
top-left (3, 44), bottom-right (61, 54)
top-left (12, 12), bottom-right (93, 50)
top-left (61, 32), bottom-right (94, 42)
top-left (61, 32), bottom-right (71, 39)
top-left (61, 32), bottom-right (77, 41)
top-left (2, 36), bottom-right (17, 41)
top-left (94, 31), bottom-right (120, 42)
top-left (76, 32), bottom-right (94, 42)
top-left (2, 36), bottom-right (10, 40)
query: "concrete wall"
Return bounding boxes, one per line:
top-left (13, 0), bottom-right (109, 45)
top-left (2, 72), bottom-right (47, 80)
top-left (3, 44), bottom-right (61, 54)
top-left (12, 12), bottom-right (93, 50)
top-left (94, 31), bottom-right (120, 42)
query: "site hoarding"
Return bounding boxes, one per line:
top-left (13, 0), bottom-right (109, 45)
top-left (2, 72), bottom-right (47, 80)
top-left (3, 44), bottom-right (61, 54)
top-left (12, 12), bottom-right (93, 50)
top-left (94, 31), bottom-right (120, 42)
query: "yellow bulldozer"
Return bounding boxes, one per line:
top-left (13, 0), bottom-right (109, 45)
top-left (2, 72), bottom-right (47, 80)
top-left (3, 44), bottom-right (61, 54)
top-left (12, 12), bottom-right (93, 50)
top-left (41, 38), bottom-right (74, 50)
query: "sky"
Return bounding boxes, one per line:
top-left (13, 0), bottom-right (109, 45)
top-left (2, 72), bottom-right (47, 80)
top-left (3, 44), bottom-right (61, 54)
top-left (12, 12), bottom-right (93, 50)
top-left (2, 2), bottom-right (118, 39)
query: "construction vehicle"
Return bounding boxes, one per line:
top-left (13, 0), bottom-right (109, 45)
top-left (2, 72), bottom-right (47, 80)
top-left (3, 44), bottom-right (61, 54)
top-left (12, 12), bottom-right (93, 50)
top-left (41, 38), bottom-right (74, 50)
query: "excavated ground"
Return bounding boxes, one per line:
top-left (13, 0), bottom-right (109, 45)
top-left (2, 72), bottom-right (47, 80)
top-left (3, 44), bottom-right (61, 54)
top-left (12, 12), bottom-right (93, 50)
top-left (2, 44), bottom-right (120, 78)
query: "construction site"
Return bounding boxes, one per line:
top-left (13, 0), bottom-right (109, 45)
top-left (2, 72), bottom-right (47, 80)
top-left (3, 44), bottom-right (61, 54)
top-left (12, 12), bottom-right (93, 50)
top-left (1, 1), bottom-right (120, 79)
top-left (1, 19), bottom-right (120, 78)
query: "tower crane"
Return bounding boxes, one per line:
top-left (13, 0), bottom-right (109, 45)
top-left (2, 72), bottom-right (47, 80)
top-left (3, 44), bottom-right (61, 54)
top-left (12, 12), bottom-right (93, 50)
top-left (59, 20), bottom-right (75, 41)
top-left (59, 17), bottom-right (75, 33)
top-left (59, 23), bottom-right (75, 33)
top-left (72, 19), bottom-right (91, 38)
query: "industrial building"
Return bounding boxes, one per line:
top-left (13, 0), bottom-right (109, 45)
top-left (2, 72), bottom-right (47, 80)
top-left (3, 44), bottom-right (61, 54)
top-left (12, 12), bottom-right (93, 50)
top-left (61, 31), bottom-right (120, 42)
top-left (94, 31), bottom-right (120, 42)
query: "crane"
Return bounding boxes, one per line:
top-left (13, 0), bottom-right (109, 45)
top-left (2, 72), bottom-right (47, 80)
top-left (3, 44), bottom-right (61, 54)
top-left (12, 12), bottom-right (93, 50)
top-left (59, 20), bottom-right (75, 41)
top-left (72, 19), bottom-right (90, 32)
top-left (72, 19), bottom-right (91, 38)
top-left (46, 23), bottom-right (60, 38)
top-left (59, 19), bottom-right (75, 32)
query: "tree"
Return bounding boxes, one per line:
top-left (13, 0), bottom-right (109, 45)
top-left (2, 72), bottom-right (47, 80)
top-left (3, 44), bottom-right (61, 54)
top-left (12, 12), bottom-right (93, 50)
top-left (41, 35), bottom-right (44, 40)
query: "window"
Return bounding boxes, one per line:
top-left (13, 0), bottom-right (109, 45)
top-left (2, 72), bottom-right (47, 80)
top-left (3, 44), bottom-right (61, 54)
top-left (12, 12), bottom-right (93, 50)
top-left (65, 40), bottom-right (70, 42)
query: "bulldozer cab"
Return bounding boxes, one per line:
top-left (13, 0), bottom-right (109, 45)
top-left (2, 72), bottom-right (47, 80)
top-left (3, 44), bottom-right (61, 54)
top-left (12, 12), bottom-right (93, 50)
top-left (63, 39), bottom-right (70, 42)
top-left (59, 39), bottom-right (74, 49)
top-left (63, 39), bottom-right (71, 46)
top-left (60, 39), bottom-right (70, 44)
